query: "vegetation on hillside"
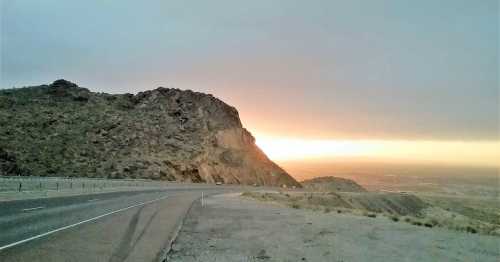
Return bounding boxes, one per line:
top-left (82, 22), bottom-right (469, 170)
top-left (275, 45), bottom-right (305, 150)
top-left (0, 80), bottom-right (300, 187)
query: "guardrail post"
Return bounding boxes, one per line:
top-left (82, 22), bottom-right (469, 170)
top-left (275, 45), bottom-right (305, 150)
top-left (70, 182), bottom-right (73, 189)
top-left (39, 182), bottom-right (42, 190)
top-left (18, 182), bottom-right (22, 192)
top-left (56, 182), bottom-right (59, 191)
top-left (201, 192), bottom-right (204, 207)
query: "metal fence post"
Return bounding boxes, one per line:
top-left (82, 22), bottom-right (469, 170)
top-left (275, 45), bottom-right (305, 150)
top-left (18, 182), bottom-right (22, 192)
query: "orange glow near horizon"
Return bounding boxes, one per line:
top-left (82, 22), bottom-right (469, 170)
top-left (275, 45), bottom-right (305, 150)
top-left (255, 135), bottom-right (500, 168)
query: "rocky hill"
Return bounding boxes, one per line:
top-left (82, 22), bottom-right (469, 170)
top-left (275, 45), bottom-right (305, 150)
top-left (0, 80), bottom-right (300, 187)
top-left (301, 176), bottom-right (366, 192)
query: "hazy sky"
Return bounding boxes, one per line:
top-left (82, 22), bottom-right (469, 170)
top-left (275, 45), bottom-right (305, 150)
top-left (1, 0), bottom-right (498, 143)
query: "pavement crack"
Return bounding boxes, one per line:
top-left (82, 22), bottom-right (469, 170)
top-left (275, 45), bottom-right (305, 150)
top-left (109, 206), bottom-right (144, 262)
top-left (130, 207), bottom-right (160, 251)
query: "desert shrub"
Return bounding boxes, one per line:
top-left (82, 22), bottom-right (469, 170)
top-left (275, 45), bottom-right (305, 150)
top-left (285, 193), bottom-right (290, 197)
top-left (391, 216), bottom-right (400, 222)
top-left (337, 210), bottom-right (342, 214)
top-left (412, 221), bottom-right (423, 226)
top-left (291, 203), bottom-right (301, 209)
top-left (364, 212), bottom-right (377, 218)
top-left (241, 191), bottom-right (253, 197)
top-left (424, 223), bottom-right (433, 228)
top-left (262, 193), bottom-right (273, 200)
top-left (465, 226), bottom-right (477, 234)
top-left (404, 217), bottom-right (412, 223)
top-left (428, 219), bottom-right (439, 227)
top-left (312, 206), bottom-right (321, 212)
top-left (324, 208), bottom-right (331, 213)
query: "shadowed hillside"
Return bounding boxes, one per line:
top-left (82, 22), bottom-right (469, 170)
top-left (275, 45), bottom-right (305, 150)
top-left (0, 80), bottom-right (300, 187)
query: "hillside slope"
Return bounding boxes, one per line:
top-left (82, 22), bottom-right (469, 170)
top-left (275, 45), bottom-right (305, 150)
top-left (0, 80), bottom-right (300, 187)
top-left (301, 176), bottom-right (366, 192)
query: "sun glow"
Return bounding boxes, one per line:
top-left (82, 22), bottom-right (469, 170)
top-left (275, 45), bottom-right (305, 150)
top-left (255, 135), bottom-right (500, 167)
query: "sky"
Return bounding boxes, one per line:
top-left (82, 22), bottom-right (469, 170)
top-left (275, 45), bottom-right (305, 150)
top-left (1, 1), bottom-right (498, 169)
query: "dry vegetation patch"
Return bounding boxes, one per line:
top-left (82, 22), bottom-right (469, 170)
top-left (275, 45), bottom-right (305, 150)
top-left (241, 191), bottom-right (500, 236)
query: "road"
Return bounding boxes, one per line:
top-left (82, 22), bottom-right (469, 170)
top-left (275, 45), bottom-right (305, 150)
top-left (0, 185), bottom-right (231, 262)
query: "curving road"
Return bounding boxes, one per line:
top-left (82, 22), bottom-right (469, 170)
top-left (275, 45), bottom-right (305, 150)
top-left (0, 185), bottom-right (231, 262)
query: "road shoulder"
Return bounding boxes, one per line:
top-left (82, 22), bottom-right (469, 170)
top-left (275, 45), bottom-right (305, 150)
top-left (167, 193), bottom-right (500, 262)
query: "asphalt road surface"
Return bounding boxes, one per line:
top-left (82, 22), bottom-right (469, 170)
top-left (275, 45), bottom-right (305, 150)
top-left (0, 185), bottom-right (231, 262)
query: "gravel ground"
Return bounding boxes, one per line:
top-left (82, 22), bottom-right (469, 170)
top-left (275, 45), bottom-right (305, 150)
top-left (167, 193), bottom-right (500, 262)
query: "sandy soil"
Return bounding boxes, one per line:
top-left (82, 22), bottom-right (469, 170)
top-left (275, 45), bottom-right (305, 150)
top-left (167, 193), bottom-right (500, 262)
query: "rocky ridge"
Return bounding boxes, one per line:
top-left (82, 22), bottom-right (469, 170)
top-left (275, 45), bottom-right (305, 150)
top-left (0, 80), bottom-right (300, 187)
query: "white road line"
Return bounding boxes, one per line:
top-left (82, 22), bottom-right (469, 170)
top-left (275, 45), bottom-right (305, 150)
top-left (87, 199), bottom-right (99, 202)
top-left (22, 206), bottom-right (45, 212)
top-left (0, 195), bottom-right (169, 252)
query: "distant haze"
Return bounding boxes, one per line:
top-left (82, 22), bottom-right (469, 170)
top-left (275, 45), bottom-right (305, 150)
top-left (1, 1), bottom-right (498, 171)
top-left (280, 159), bottom-right (499, 191)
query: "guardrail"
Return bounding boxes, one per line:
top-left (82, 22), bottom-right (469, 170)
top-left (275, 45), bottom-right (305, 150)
top-left (0, 176), bottom-right (175, 193)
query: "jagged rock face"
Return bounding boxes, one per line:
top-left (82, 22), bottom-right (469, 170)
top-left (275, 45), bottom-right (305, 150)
top-left (0, 80), bottom-right (300, 187)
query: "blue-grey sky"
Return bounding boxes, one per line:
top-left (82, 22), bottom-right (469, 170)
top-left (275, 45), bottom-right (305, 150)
top-left (1, 0), bottom-right (498, 140)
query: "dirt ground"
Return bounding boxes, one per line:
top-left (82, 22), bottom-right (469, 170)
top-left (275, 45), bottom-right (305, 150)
top-left (167, 193), bottom-right (500, 262)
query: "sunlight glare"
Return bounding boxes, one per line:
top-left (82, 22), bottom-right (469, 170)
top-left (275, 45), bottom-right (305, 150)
top-left (255, 135), bottom-right (500, 167)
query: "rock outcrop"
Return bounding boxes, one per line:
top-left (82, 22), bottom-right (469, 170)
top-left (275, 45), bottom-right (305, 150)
top-left (301, 176), bottom-right (366, 192)
top-left (0, 80), bottom-right (300, 187)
